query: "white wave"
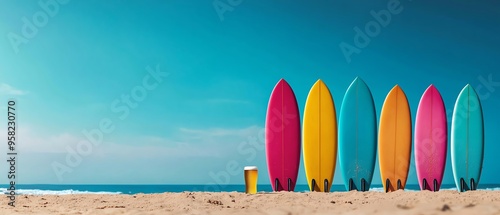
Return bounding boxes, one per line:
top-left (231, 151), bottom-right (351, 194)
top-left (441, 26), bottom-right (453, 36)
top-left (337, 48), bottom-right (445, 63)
top-left (0, 188), bottom-right (121, 195)
top-left (368, 187), bottom-right (385, 192)
top-left (477, 187), bottom-right (500, 191)
top-left (371, 187), bottom-right (500, 192)
top-left (370, 187), bottom-right (457, 192)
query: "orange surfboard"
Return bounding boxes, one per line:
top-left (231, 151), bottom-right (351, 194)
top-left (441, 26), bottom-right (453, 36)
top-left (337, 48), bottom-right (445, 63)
top-left (378, 85), bottom-right (412, 192)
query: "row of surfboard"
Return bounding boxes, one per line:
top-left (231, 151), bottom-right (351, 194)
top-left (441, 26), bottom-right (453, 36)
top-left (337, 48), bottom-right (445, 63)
top-left (265, 77), bottom-right (484, 193)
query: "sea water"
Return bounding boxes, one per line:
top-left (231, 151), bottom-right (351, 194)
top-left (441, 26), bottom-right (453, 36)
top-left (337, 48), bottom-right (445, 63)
top-left (1, 184), bottom-right (500, 195)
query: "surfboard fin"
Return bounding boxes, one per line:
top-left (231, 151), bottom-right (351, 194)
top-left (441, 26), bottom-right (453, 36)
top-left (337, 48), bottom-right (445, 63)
top-left (423, 178), bottom-right (427, 190)
top-left (460, 178), bottom-right (465, 192)
top-left (324, 179), bottom-right (329, 192)
top-left (385, 179), bottom-right (390, 193)
top-left (349, 178), bottom-right (354, 191)
top-left (433, 179), bottom-right (438, 192)
top-left (470, 178), bottom-right (476, 191)
top-left (274, 178), bottom-right (279, 192)
top-left (361, 178), bottom-right (366, 192)
top-left (397, 179), bottom-right (402, 190)
top-left (287, 178), bottom-right (292, 192)
top-left (311, 179), bottom-right (316, 192)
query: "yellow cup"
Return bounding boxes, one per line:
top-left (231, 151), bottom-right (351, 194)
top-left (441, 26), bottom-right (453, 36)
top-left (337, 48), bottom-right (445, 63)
top-left (244, 166), bottom-right (258, 194)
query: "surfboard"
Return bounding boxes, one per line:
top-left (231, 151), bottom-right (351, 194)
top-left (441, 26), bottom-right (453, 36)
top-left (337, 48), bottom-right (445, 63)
top-left (378, 85), bottom-right (412, 192)
top-left (339, 77), bottom-right (377, 192)
top-left (303, 79), bottom-right (337, 192)
top-left (415, 85), bottom-right (447, 192)
top-left (265, 79), bottom-right (301, 191)
top-left (451, 84), bottom-right (484, 192)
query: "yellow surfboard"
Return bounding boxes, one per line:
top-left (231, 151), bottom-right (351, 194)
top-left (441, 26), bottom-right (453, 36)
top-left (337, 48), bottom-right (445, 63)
top-left (303, 79), bottom-right (337, 192)
top-left (378, 85), bottom-right (412, 192)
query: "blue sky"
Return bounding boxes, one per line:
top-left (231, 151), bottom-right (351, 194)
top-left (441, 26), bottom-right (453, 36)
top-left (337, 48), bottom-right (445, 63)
top-left (0, 0), bottom-right (499, 187)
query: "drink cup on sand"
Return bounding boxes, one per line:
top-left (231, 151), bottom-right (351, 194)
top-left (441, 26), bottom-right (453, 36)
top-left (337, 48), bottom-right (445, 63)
top-left (244, 166), bottom-right (258, 194)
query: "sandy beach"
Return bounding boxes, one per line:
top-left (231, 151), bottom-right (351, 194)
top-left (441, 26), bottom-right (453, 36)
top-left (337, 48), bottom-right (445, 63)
top-left (1, 190), bottom-right (500, 214)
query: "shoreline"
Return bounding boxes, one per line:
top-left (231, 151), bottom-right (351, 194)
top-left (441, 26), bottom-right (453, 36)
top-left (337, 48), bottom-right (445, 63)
top-left (4, 183), bottom-right (499, 195)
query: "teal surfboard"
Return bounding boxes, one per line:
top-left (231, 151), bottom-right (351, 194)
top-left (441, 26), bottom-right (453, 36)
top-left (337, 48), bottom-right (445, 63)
top-left (451, 84), bottom-right (484, 192)
top-left (339, 77), bottom-right (377, 191)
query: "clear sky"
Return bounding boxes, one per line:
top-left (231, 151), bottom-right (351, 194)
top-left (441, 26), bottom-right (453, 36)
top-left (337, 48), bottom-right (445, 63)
top-left (0, 0), bottom-right (499, 187)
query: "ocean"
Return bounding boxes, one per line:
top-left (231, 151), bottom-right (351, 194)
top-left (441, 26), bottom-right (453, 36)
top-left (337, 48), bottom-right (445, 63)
top-left (1, 184), bottom-right (500, 195)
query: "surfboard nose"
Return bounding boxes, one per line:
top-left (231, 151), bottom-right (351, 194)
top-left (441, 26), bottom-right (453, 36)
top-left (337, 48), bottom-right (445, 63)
top-left (463, 84), bottom-right (473, 91)
top-left (426, 84), bottom-right (437, 91)
top-left (314, 79), bottom-right (326, 88)
top-left (275, 79), bottom-right (293, 90)
top-left (392, 84), bottom-right (402, 92)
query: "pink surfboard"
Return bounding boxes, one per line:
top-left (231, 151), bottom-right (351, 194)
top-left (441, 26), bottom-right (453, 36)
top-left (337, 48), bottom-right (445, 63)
top-left (415, 85), bottom-right (448, 191)
top-left (265, 79), bottom-right (301, 191)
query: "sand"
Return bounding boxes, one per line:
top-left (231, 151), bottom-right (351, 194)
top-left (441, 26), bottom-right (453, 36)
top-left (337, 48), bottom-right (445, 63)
top-left (1, 191), bottom-right (500, 214)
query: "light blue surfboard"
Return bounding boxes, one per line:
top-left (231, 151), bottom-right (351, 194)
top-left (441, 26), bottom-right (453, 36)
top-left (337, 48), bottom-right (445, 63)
top-left (339, 77), bottom-right (377, 191)
top-left (451, 84), bottom-right (484, 192)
